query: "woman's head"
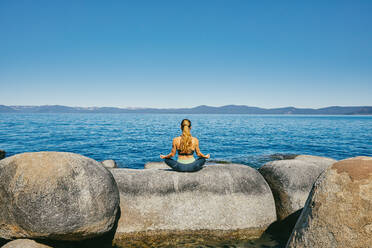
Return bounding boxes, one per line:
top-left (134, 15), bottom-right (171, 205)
top-left (179, 119), bottom-right (192, 153)
top-left (180, 119), bottom-right (191, 130)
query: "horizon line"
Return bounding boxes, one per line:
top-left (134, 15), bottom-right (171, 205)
top-left (2, 104), bottom-right (372, 110)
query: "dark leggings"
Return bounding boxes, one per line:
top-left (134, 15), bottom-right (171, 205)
top-left (164, 157), bottom-right (206, 172)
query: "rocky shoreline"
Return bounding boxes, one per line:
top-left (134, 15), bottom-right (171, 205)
top-left (0, 151), bottom-right (371, 247)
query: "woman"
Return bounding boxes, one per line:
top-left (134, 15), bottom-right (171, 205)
top-left (160, 119), bottom-right (210, 172)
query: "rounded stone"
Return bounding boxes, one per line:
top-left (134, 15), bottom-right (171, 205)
top-left (259, 155), bottom-right (336, 221)
top-left (286, 156), bottom-right (372, 248)
top-left (1, 239), bottom-right (52, 248)
top-left (111, 164), bottom-right (277, 246)
top-left (101, 159), bottom-right (118, 169)
top-left (0, 152), bottom-right (120, 241)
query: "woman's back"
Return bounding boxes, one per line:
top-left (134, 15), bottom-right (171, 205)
top-left (160, 119), bottom-right (210, 172)
top-left (174, 136), bottom-right (197, 156)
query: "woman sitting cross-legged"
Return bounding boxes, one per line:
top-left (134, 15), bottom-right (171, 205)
top-left (160, 119), bottom-right (210, 172)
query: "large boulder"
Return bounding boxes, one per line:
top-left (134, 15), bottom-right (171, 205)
top-left (101, 159), bottom-right (118, 169)
top-left (111, 164), bottom-right (276, 246)
top-left (259, 155), bottom-right (336, 221)
top-left (0, 152), bottom-right (120, 241)
top-left (0, 150), bottom-right (5, 160)
top-left (1, 239), bottom-right (52, 248)
top-left (286, 156), bottom-right (372, 248)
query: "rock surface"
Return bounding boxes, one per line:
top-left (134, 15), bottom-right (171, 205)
top-left (0, 152), bottom-right (120, 241)
top-left (0, 150), bottom-right (5, 160)
top-left (144, 161), bottom-right (169, 169)
top-left (1, 239), bottom-right (52, 248)
top-left (259, 155), bottom-right (336, 221)
top-left (101, 159), bottom-right (117, 169)
top-left (110, 164), bottom-right (276, 246)
top-left (286, 156), bottom-right (372, 248)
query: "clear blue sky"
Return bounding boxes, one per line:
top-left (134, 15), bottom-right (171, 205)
top-left (1, 0), bottom-right (371, 108)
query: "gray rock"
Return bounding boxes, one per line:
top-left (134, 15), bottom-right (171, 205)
top-left (286, 156), bottom-right (372, 248)
top-left (0, 150), bottom-right (5, 160)
top-left (0, 152), bottom-right (120, 241)
top-left (259, 155), bottom-right (336, 221)
top-left (268, 153), bottom-right (298, 160)
top-left (1, 239), bottom-right (52, 248)
top-left (144, 161), bottom-right (170, 169)
top-left (110, 164), bottom-right (276, 246)
top-left (295, 155), bottom-right (336, 167)
top-left (101, 159), bottom-right (117, 169)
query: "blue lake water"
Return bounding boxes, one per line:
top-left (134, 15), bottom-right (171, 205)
top-left (0, 113), bottom-right (371, 169)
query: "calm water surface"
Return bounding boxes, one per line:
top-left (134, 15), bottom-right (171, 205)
top-left (0, 113), bottom-right (371, 247)
top-left (0, 113), bottom-right (371, 168)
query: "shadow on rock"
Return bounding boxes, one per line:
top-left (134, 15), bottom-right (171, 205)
top-left (0, 238), bottom-right (8, 246)
top-left (260, 208), bottom-right (302, 245)
top-left (0, 150), bottom-right (5, 160)
top-left (34, 208), bottom-right (122, 248)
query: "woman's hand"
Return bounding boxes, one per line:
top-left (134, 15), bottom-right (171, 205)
top-left (204, 154), bottom-right (210, 159)
top-left (160, 155), bottom-right (167, 159)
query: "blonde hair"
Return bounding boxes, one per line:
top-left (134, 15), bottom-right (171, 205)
top-left (179, 119), bottom-right (193, 153)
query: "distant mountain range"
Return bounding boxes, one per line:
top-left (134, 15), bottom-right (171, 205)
top-left (0, 105), bottom-right (372, 115)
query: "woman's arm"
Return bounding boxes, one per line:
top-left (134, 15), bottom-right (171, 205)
top-left (160, 138), bottom-right (177, 159)
top-left (194, 138), bottom-right (210, 159)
